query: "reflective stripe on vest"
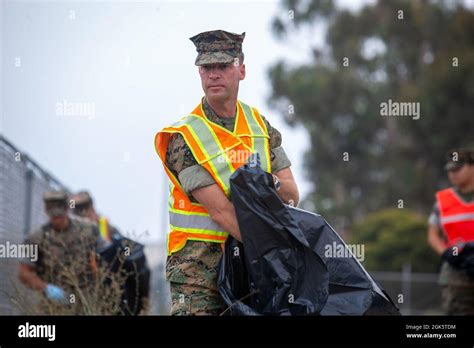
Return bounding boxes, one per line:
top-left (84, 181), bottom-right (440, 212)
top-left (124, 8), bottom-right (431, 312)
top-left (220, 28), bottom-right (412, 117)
top-left (436, 188), bottom-right (474, 246)
top-left (155, 99), bottom-right (271, 254)
top-left (169, 208), bottom-right (227, 236)
top-left (169, 103), bottom-right (271, 195)
top-left (175, 116), bottom-right (237, 196)
top-left (240, 102), bottom-right (271, 173)
top-left (440, 212), bottom-right (474, 225)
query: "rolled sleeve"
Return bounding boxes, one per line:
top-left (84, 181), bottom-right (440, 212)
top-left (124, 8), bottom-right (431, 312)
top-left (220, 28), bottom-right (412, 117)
top-left (428, 212), bottom-right (440, 227)
top-left (271, 146), bottom-right (292, 173)
top-left (178, 164), bottom-right (216, 194)
top-left (428, 202), bottom-right (440, 227)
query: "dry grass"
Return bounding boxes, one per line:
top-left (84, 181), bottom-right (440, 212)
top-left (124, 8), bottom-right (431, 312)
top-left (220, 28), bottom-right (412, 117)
top-left (6, 233), bottom-right (148, 315)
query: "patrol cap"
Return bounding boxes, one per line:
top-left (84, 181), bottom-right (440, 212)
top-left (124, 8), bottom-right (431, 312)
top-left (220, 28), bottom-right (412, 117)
top-left (43, 190), bottom-right (68, 217)
top-left (445, 148), bottom-right (474, 171)
top-left (71, 191), bottom-right (93, 207)
top-left (70, 191), bottom-right (94, 216)
top-left (43, 190), bottom-right (68, 204)
top-left (190, 29), bottom-right (245, 66)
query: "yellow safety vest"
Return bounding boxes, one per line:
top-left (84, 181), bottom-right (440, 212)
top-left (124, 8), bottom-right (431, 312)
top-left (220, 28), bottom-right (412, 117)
top-left (155, 99), bottom-right (271, 254)
top-left (98, 216), bottom-right (111, 242)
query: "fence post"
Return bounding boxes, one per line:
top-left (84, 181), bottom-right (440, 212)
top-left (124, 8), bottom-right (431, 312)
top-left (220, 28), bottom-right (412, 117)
top-left (401, 262), bottom-right (412, 315)
top-left (23, 168), bottom-right (34, 237)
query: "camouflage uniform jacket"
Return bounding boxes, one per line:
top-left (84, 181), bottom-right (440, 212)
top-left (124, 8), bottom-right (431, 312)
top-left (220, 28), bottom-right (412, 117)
top-left (22, 216), bottom-right (101, 290)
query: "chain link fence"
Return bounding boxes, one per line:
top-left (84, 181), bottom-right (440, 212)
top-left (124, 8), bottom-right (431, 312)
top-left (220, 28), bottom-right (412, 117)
top-left (372, 267), bottom-right (443, 315)
top-left (0, 134), bottom-right (69, 314)
top-left (0, 135), bottom-right (170, 315)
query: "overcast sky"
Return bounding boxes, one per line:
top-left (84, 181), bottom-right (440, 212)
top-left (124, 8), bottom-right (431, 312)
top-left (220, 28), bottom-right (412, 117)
top-left (1, 0), bottom-right (373, 243)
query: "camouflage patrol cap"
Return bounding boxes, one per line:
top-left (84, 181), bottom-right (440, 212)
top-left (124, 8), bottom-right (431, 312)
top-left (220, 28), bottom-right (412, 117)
top-left (43, 190), bottom-right (68, 217)
top-left (43, 190), bottom-right (68, 203)
top-left (190, 30), bottom-right (245, 66)
top-left (70, 191), bottom-right (94, 217)
top-left (71, 191), bottom-right (93, 207)
top-left (445, 148), bottom-right (474, 171)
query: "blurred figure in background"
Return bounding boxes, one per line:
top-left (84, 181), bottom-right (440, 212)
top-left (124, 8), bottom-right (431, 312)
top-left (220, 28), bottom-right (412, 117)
top-left (18, 190), bottom-right (102, 313)
top-left (70, 191), bottom-right (120, 242)
top-left (71, 190), bottom-right (150, 315)
top-left (427, 148), bottom-right (474, 315)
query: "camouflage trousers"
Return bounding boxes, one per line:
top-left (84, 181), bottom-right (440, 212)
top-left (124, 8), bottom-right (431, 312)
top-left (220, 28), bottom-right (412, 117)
top-left (166, 240), bottom-right (226, 316)
top-left (439, 262), bottom-right (474, 315)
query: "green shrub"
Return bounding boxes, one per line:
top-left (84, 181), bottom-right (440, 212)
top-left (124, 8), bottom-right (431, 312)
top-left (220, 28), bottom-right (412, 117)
top-left (350, 209), bottom-right (439, 272)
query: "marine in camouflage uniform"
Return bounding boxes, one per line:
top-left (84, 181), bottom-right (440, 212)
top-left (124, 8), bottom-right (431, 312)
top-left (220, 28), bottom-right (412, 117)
top-left (20, 191), bottom-right (102, 314)
top-left (428, 149), bottom-right (474, 315)
top-left (164, 30), bottom-right (292, 316)
top-left (70, 190), bottom-right (122, 241)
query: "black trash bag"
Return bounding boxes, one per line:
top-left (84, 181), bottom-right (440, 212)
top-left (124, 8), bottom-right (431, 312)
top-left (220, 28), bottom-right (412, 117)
top-left (456, 242), bottom-right (474, 280)
top-left (97, 234), bottom-right (151, 315)
top-left (218, 155), bottom-right (400, 316)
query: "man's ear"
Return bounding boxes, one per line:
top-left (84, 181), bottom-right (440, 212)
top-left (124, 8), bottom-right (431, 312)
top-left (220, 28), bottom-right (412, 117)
top-left (239, 63), bottom-right (246, 81)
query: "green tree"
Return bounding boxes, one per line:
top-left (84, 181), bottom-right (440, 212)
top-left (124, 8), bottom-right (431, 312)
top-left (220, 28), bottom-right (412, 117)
top-left (269, 0), bottom-right (474, 232)
top-left (350, 209), bottom-right (439, 272)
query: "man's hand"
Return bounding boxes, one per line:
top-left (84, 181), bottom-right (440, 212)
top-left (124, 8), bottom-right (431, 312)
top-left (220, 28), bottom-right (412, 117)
top-left (441, 244), bottom-right (465, 268)
top-left (191, 184), bottom-right (242, 241)
top-left (191, 166), bottom-right (299, 241)
top-left (441, 243), bottom-right (474, 277)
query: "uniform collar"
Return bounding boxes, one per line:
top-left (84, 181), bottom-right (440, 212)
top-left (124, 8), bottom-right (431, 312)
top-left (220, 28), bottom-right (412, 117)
top-left (202, 97), bottom-right (237, 125)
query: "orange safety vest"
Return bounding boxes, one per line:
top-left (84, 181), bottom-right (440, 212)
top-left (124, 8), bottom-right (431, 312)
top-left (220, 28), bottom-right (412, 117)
top-left (436, 188), bottom-right (474, 247)
top-left (155, 99), bottom-right (272, 255)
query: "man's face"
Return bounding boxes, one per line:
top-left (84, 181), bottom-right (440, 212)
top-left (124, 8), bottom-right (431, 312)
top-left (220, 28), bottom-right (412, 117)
top-left (448, 163), bottom-right (474, 187)
top-left (199, 60), bottom-right (245, 103)
top-left (45, 202), bottom-right (69, 230)
top-left (74, 205), bottom-right (94, 221)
